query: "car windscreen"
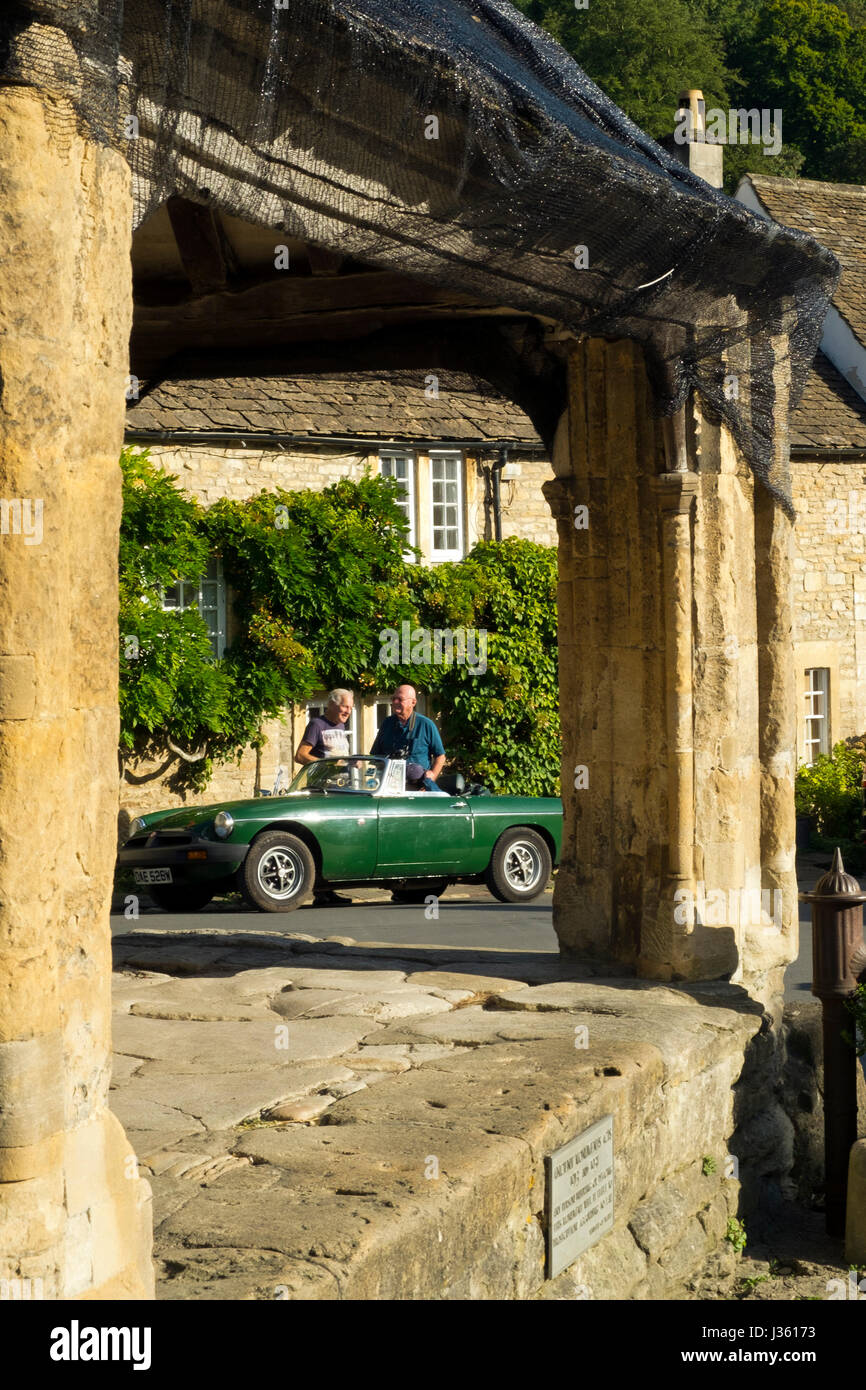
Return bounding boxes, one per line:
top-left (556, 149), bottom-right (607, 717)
top-left (290, 758), bottom-right (383, 794)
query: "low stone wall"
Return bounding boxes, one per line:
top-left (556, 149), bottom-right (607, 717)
top-left (111, 929), bottom-right (769, 1299)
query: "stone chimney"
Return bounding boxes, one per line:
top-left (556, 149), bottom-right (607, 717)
top-left (664, 88), bottom-right (724, 189)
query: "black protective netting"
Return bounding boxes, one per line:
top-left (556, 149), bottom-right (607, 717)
top-left (1, 0), bottom-right (841, 514)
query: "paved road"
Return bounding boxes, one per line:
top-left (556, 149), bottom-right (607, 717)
top-left (785, 906), bottom-right (814, 1002)
top-left (110, 862), bottom-right (839, 998)
top-left (111, 888), bottom-right (560, 953)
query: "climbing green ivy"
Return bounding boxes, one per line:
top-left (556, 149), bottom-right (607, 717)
top-left (410, 540), bottom-right (561, 797)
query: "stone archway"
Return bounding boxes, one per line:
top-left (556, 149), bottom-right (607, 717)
top-left (0, 3), bottom-right (819, 1300)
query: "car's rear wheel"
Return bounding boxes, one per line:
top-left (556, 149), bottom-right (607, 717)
top-left (147, 884), bottom-right (215, 913)
top-left (390, 877), bottom-right (449, 905)
top-left (485, 829), bottom-right (551, 904)
top-left (240, 831), bottom-right (315, 912)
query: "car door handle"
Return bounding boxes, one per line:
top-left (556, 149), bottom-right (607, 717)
top-left (453, 800), bottom-right (468, 808)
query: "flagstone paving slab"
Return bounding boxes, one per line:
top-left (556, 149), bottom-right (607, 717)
top-left (112, 1013), bottom-right (381, 1071)
top-left (275, 968), bottom-right (413, 991)
top-left (405, 970), bottom-right (533, 994)
top-left (119, 1067), bottom-right (348, 1131)
top-left (156, 1246), bottom-right (340, 1301)
top-left (288, 990), bottom-right (454, 1022)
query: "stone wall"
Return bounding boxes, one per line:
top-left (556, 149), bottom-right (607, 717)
top-left (486, 455), bottom-right (557, 546)
top-left (790, 457), bottom-right (866, 751)
top-left (111, 932), bottom-right (771, 1301)
top-left (781, 999), bottom-right (866, 1206)
top-left (143, 443), bottom-right (372, 506)
top-left (140, 442), bottom-right (556, 548)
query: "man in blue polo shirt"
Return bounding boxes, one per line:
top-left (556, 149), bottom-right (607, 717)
top-left (370, 684), bottom-right (446, 790)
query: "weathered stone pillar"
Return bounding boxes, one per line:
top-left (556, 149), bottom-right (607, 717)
top-left (546, 336), bottom-right (797, 991)
top-left (0, 87), bottom-right (153, 1297)
top-left (751, 327), bottom-right (799, 1003)
top-left (545, 338), bottom-right (667, 968)
top-left (641, 461), bottom-right (699, 977)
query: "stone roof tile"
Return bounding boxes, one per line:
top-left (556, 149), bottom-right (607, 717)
top-left (126, 366), bottom-right (541, 444)
top-left (748, 174), bottom-right (866, 343)
top-left (746, 175), bottom-right (866, 451)
top-left (791, 351), bottom-right (866, 450)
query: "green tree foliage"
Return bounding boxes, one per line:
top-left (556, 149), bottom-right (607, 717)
top-left (205, 475), bottom-right (420, 694)
top-left (515, 0), bottom-right (866, 186)
top-left (120, 452), bottom-right (422, 787)
top-left (412, 540), bottom-right (561, 797)
top-left (119, 449), bottom-right (234, 780)
top-left (119, 453), bottom-right (560, 795)
top-left (724, 0), bottom-right (866, 181)
top-left (794, 739), bottom-right (864, 835)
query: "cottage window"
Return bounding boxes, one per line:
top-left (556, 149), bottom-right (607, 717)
top-left (379, 452), bottom-right (416, 549)
top-left (429, 452), bottom-right (464, 560)
top-left (162, 555), bottom-right (227, 659)
top-left (804, 668), bottom-right (830, 763)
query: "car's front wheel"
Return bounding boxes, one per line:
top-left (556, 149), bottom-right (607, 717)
top-left (485, 829), bottom-right (551, 903)
top-left (240, 831), bottom-right (315, 912)
top-left (147, 884), bottom-right (215, 913)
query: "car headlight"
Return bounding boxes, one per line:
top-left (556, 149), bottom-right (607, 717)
top-left (213, 811), bottom-right (234, 839)
top-left (129, 817), bottom-right (148, 837)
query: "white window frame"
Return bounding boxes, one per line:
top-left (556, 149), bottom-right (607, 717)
top-left (305, 694), bottom-right (358, 754)
top-left (379, 450), bottom-right (416, 551)
top-left (804, 667), bottom-right (830, 763)
top-left (161, 555), bottom-right (227, 659)
top-left (429, 450), bottom-right (464, 561)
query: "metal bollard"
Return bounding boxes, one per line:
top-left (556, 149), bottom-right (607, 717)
top-left (801, 848), bottom-right (866, 1236)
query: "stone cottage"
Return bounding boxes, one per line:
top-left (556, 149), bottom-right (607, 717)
top-left (736, 174), bottom-right (866, 763)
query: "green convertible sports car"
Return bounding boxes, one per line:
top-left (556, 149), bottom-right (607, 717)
top-left (118, 755), bottom-right (562, 913)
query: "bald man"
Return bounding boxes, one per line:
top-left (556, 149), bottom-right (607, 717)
top-left (370, 684), bottom-right (446, 789)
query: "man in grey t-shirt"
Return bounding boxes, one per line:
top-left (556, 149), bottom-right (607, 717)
top-left (295, 689), bottom-right (353, 764)
top-left (294, 688), bottom-right (353, 906)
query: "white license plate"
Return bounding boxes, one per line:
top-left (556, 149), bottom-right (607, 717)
top-left (133, 868), bottom-right (173, 885)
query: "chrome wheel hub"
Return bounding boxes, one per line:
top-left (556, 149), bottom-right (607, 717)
top-left (258, 846), bottom-right (303, 899)
top-left (503, 841), bottom-right (542, 892)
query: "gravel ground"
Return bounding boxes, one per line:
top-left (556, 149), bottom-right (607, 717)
top-left (690, 1199), bottom-right (864, 1301)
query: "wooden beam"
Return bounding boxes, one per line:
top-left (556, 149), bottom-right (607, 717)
top-left (133, 266), bottom-right (477, 313)
top-left (130, 300), bottom-right (520, 379)
top-left (165, 196), bottom-right (240, 296)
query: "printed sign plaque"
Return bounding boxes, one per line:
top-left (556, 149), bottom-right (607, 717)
top-left (546, 1114), bottom-right (614, 1278)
